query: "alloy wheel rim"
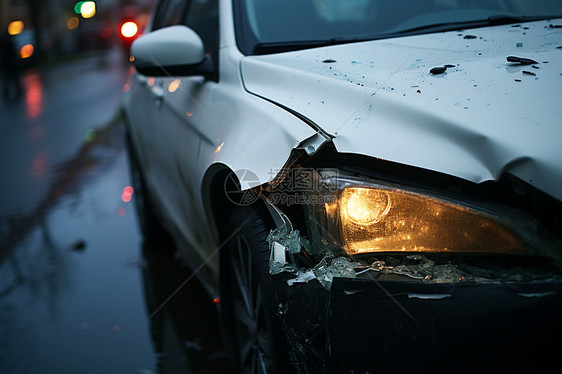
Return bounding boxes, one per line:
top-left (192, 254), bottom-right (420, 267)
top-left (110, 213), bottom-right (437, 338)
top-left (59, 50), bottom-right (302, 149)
top-left (231, 235), bottom-right (272, 373)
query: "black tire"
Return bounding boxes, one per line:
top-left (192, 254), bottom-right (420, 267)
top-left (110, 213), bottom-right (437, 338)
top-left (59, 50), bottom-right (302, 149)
top-left (125, 130), bottom-right (168, 242)
top-left (220, 207), bottom-right (291, 374)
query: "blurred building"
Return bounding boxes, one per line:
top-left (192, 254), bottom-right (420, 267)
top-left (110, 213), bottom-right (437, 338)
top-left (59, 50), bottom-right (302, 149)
top-left (0, 0), bottom-right (155, 61)
top-left (1, 0), bottom-right (29, 32)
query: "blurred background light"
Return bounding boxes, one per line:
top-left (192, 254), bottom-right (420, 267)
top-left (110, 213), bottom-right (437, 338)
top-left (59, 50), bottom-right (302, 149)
top-left (80, 1), bottom-right (96, 19)
top-left (120, 21), bottom-right (138, 38)
top-left (8, 20), bottom-right (24, 36)
top-left (74, 1), bottom-right (86, 14)
top-left (67, 16), bottom-right (80, 30)
top-left (20, 44), bottom-right (34, 59)
top-left (121, 186), bottom-right (134, 202)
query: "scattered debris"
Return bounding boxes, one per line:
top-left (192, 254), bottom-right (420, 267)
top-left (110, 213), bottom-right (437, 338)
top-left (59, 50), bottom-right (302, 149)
top-left (463, 34), bottom-right (477, 39)
top-left (270, 242), bottom-right (292, 275)
top-left (430, 64), bottom-right (457, 74)
top-left (185, 339), bottom-right (203, 352)
top-left (322, 59), bottom-right (336, 63)
top-left (313, 257), bottom-right (357, 290)
top-left (430, 66), bottom-right (447, 74)
top-left (287, 269), bottom-right (315, 286)
top-left (126, 255), bottom-right (147, 268)
top-left (523, 70), bottom-right (537, 76)
top-left (268, 227), bottom-right (312, 274)
top-left (361, 255), bottom-right (473, 283)
top-left (70, 239), bottom-right (86, 251)
top-left (408, 293), bottom-right (452, 300)
top-left (507, 56), bottom-right (539, 65)
top-left (517, 292), bottom-right (555, 298)
top-left (270, 226), bottom-right (562, 293)
top-left (268, 226), bottom-right (309, 255)
top-left (516, 42), bottom-right (523, 48)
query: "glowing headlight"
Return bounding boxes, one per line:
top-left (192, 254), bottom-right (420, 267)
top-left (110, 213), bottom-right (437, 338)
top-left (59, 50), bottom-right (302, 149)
top-left (340, 187), bottom-right (391, 225)
top-left (338, 186), bottom-right (526, 255)
top-left (303, 170), bottom-right (554, 258)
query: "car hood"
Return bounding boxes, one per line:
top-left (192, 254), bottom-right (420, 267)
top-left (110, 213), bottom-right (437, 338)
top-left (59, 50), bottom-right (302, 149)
top-left (241, 20), bottom-right (562, 202)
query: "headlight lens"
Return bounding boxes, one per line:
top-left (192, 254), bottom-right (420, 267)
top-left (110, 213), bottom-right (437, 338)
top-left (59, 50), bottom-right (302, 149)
top-left (340, 187), bottom-right (391, 226)
top-left (339, 185), bottom-right (526, 255)
top-left (304, 170), bottom-right (553, 257)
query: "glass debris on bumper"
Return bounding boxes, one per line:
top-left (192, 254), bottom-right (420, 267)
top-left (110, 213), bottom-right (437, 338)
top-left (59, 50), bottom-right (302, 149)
top-left (261, 161), bottom-right (562, 371)
top-left (268, 225), bottom-right (562, 290)
top-left (265, 167), bottom-right (562, 290)
top-left (266, 220), bottom-right (562, 372)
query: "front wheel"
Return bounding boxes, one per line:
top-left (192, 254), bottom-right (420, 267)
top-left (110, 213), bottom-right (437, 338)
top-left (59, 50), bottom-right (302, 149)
top-left (220, 207), bottom-right (291, 374)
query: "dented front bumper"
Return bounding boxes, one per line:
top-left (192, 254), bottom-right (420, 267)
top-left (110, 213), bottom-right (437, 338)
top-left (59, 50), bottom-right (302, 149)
top-left (272, 274), bottom-right (562, 372)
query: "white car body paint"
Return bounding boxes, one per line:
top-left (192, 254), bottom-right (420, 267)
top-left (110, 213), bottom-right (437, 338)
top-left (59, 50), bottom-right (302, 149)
top-left (123, 0), bottom-right (561, 276)
top-left (241, 20), bottom-right (562, 202)
top-left (123, 2), bottom-right (316, 272)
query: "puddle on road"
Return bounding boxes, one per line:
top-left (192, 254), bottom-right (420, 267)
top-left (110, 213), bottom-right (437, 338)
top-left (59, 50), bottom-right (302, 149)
top-left (0, 120), bottom-right (232, 373)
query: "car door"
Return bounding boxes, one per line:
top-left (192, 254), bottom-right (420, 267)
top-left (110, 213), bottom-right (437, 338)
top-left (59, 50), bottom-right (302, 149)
top-left (128, 0), bottom-right (188, 201)
top-left (138, 0), bottom-right (220, 268)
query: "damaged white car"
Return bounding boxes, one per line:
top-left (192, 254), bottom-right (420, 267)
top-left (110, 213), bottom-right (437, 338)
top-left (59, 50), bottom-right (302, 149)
top-left (122, 0), bottom-right (562, 372)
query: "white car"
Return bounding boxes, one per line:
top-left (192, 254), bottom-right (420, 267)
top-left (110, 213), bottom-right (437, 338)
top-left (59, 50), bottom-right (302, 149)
top-left (122, 0), bottom-right (562, 372)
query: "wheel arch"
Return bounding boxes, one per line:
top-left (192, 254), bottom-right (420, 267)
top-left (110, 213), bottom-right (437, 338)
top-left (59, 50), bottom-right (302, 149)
top-left (201, 163), bottom-right (282, 242)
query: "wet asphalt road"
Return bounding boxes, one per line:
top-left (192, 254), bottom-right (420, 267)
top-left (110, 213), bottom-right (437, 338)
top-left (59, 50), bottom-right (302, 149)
top-left (0, 50), bottom-right (231, 373)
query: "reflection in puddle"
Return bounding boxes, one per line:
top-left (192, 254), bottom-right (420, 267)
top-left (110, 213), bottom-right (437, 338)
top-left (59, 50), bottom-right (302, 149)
top-left (23, 72), bottom-right (43, 119)
top-left (31, 152), bottom-right (49, 177)
top-left (0, 118), bottom-right (234, 373)
top-left (141, 240), bottom-right (233, 373)
top-left (29, 123), bottom-right (46, 141)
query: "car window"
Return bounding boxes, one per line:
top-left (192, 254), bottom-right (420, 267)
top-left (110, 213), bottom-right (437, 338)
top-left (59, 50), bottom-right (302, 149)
top-left (313, 0), bottom-right (372, 22)
top-left (184, 0), bottom-right (219, 62)
top-left (236, 0), bottom-right (562, 54)
top-left (152, 0), bottom-right (189, 30)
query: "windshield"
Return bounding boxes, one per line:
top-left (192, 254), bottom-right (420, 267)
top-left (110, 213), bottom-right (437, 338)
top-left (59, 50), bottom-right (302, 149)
top-left (234, 0), bottom-right (562, 54)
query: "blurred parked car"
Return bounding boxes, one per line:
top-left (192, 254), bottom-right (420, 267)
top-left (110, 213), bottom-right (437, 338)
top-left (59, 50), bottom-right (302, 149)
top-left (122, 0), bottom-right (562, 372)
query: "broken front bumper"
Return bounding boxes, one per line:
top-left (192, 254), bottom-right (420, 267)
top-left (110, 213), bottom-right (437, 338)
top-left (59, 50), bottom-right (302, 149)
top-left (273, 274), bottom-right (562, 373)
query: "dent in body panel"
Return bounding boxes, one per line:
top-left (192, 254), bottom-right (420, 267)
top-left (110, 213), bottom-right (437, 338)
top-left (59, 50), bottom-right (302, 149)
top-left (241, 21), bottom-right (562, 201)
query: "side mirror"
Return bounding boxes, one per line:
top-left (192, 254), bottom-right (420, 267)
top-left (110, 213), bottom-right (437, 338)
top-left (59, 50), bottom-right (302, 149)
top-left (131, 25), bottom-right (206, 76)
